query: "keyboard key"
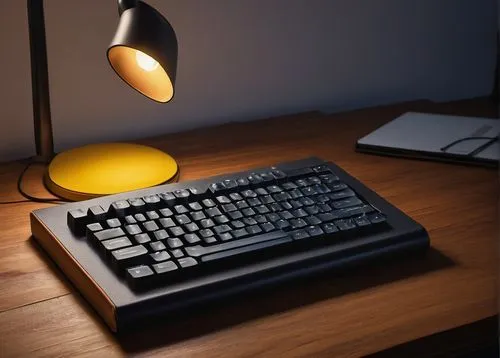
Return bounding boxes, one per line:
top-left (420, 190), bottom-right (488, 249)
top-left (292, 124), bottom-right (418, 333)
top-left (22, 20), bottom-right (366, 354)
top-left (111, 245), bottom-right (148, 271)
top-left (242, 189), bottom-right (257, 198)
top-left (202, 199), bottom-right (217, 208)
top-left (214, 215), bottom-right (230, 224)
top-left (255, 205), bottom-right (270, 214)
top-left (354, 216), bottom-right (371, 227)
top-left (266, 185), bottom-right (282, 193)
top-left (206, 207), bottom-right (222, 217)
top-left (291, 208), bottom-right (308, 218)
top-left (290, 218), bottom-right (307, 229)
top-left (134, 233), bottom-right (151, 244)
top-left (306, 225), bottom-right (324, 237)
top-left (259, 173), bottom-right (274, 182)
top-left (216, 195), bottom-right (231, 204)
top-left (185, 222), bottom-right (200, 232)
top-left (269, 168), bottom-right (287, 180)
top-left (159, 217), bottom-right (176, 228)
top-left (247, 197), bottom-right (262, 206)
top-left (319, 174), bottom-right (339, 183)
top-left (290, 229), bottom-right (309, 240)
top-left (299, 197), bottom-right (315, 206)
top-left (184, 233), bottom-right (201, 244)
top-left (189, 202), bottom-right (203, 211)
top-left (143, 195), bottom-right (161, 208)
top-left (150, 251), bottom-right (171, 262)
top-left (218, 232), bottom-right (233, 241)
top-left (110, 200), bottom-right (130, 217)
top-left (214, 224), bottom-right (232, 234)
top-left (159, 208), bottom-right (174, 217)
top-left (135, 213), bottom-right (146, 222)
top-left (305, 216), bottom-right (322, 226)
top-left (332, 197), bottom-right (364, 209)
top-left (304, 205), bottom-right (320, 215)
top-left (247, 174), bottom-right (263, 185)
top-left (200, 218), bottom-right (215, 228)
top-left (150, 241), bottom-right (167, 251)
top-left (173, 189), bottom-right (190, 200)
top-left (260, 222), bottom-right (275, 232)
top-left (174, 205), bottom-right (189, 214)
top-left (177, 257), bottom-right (198, 268)
top-left (312, 164), bottom-right (331, 173)
top-left (255, 188), bottom-right (268, 196)
top-left (143, 221), bottom-right (159, 232)
top-left (322, 222), bottom-right (338, 234)
top-left (246, 225), bottom-right (262, 235)
top-left (275, 219), bottom-right (290, 230)
top-left (228, 211), bottom-right (243, 220)
top-left (265, 213), bottom-right (281, 222)
top-left (175, 214), bottom-right (191, 225)
top-left (191, 211), bottom-right (206, 221)
top-left (236, 177), bottom-right (250, 187)
top-left (199, 229), bottom-right (214, 238)
top-left (231, 220), bottom-right (245, 229)
top-left (153, 230), bottom-right (169, 240)
top-left (168, 226), bottom-right (185, 237)
top-left (88, 205), bottom-right (107, 221)
top-left (159, 192), bottom-right (176, 205)
top-left (101, 237), bottom-right (132, 252)
top-left (306, 177), bottom-right (321, 185)
top-left (222, 203), bottom-right (238, 213)
top-left (127, 265), bottom-right (154, 279)
top-left (335, 219), bottom-right (356, 231)
top-left (153, 260), bottom-right (178, 274)
top-left (229, 193), bottom-right (243, 201)
top-left (67, 209), bottom-right (88, 235)
top-left (128, 198), bottom-right (146, 212)
top-left (222, 179), bottom-right (238, 189)
top-left (203, 236), bottom-right (217, 244)
top-left (242, 208), bottom-right (256, 216)
top-left (242, 217), bottom-right (257, 226)
top-left (261, 195), bottom-right (275, 204)
top-left (231, 228), bottom-right (249, 239)
top-left (124, 215), bottom-right (137, 224)
top-left (254, 214), bottom-right (267, 224)
top-left (281, 182), bottom-right (298, 190)
top-left (209, 182), bottom-right (226, 193)
top-left (235, 200), bottom-right (249, 209)
top-left (166, 237), bottom-right (183, 249)
top-left (146, 211), bottom-right (160, 220)
top-left (328, 182), bottom-right (348, 191)
top-left (170, 249), bottom-right (185, 258)
top-left (93, 227), bottom-right (126, 242)
top-left (280, 211), bottom-right (294, 220)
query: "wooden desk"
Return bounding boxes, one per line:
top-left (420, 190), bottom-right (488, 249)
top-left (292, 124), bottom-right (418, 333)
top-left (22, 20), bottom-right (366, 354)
top-left (0, 98), bottom-right (497, 357)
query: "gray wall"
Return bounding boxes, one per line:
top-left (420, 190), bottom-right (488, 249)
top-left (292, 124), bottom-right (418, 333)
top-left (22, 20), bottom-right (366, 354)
top-left (0, 0), bottom-right (497, 162)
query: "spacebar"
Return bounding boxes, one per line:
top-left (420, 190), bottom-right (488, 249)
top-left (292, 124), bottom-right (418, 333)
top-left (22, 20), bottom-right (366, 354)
top-left (200, 237), bottom-right (292, 263)
top-left (185, 231), bottom-right (290, 258)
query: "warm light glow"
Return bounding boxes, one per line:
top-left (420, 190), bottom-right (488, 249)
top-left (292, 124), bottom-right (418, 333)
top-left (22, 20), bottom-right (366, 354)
top-left (135, 50), bottom-right (159, 72)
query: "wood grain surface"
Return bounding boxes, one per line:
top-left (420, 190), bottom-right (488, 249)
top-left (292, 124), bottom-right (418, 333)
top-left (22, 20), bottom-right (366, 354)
top-left (0, 99), bottom-right (497, 357)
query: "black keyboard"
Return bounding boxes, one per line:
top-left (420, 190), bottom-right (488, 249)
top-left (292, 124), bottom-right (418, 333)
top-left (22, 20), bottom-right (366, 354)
top-left (31, 157), bottom-right (429, 332)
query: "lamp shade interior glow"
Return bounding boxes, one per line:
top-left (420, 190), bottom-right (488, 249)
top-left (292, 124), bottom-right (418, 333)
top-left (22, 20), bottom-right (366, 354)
top-left (108, 46), bottom-right (174, 103)
top-left (135, 50), bottom-right (159, 71)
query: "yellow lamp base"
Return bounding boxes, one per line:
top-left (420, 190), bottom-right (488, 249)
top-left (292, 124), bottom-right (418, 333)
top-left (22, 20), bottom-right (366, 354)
top-left (45, 143), bottom-right (179, 201)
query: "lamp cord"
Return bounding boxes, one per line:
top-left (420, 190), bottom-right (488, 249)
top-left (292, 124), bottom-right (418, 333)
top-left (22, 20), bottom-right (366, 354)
top-left (0, 160), bottom-right (69, 205)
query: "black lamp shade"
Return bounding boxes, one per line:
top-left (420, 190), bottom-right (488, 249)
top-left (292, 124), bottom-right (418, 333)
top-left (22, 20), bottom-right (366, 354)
top-left (107, 1), bottom-right (178, 103)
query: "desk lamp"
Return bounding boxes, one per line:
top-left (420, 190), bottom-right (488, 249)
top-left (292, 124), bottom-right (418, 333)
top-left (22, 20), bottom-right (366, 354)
top-left (28, 0), bottom-right (179, 201)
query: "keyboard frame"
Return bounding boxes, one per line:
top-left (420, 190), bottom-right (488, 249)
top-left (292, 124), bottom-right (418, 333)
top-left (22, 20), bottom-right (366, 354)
top-left (30, 157), bottom-right (429, 332)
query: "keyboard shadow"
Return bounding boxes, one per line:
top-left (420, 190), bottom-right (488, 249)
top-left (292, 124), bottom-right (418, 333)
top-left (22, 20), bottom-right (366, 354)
top-left (114, 247), bottom-right (455, 353)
